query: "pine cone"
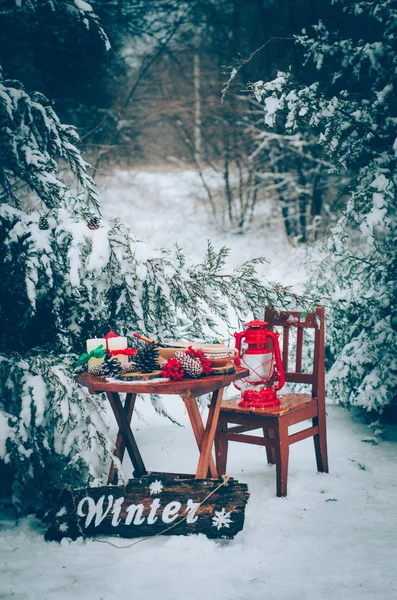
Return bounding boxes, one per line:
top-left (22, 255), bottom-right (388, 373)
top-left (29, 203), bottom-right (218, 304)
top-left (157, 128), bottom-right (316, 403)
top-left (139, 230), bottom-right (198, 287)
top-left (134, 343), bottom-right (159, 373)
top-left (88, 364), bottom-right (104, 376)
top-left (8, 350), bottom-right (23, 362)
top-left (122, 362), bottom-right (137, 373)
top-left (175, 351), bottom-right (203, 378)
top-left (39, 215), bottom-right (49, 230)
top-left (87, 215), bottom-right (101, 230)
top-left (101, 354), bottom-right (123, 377)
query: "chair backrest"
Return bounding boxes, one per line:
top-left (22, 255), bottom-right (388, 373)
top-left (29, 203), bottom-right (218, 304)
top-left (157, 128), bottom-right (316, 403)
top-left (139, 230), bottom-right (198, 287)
top-left (264, 306), bottom-right (325, 402)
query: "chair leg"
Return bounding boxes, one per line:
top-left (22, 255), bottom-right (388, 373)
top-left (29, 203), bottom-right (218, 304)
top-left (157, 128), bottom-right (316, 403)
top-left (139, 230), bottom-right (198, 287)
top-left (313, 414), bottom-right (329, 473)
top-left (263, 427), bottom-right (276, 465)
top-left (215, 420), bottom-right (228, 475)
top-left (274, 419), bottom-right (289, 497)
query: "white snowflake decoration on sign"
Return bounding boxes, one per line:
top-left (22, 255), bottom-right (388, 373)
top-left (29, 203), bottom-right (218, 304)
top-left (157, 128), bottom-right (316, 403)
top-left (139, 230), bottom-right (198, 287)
top-left (149, 480), bottom-right (163, 495)
top-left (58, 522), bottom-right (69, 532)
top-left (212, 508), bottom-right (233, 530)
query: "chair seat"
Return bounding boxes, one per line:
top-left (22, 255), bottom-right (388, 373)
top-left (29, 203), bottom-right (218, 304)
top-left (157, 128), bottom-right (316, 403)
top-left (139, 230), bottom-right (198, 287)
top-left (221, 393), bottom-right (315, 417)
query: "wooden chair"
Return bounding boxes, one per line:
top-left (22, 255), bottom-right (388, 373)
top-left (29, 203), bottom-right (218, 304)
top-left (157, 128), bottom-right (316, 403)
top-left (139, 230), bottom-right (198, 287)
top-left (215, 306), bottom-right (328, 496)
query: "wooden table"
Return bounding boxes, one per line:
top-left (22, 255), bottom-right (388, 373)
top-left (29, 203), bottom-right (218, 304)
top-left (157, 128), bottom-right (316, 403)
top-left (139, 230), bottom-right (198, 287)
top-left (76, 368), bottom-right (249, 483)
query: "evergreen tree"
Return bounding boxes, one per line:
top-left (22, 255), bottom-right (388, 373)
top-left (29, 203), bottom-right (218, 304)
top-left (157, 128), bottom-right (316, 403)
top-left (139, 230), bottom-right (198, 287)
top-left (0, 1), bottom-right (296, 510)
top-left (251, 0), bottom-right (397, 416)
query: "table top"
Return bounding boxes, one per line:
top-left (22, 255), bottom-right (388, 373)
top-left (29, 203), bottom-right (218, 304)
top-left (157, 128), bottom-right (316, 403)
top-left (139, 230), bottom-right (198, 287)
top-left (75, 367), bottom-right (249, 396)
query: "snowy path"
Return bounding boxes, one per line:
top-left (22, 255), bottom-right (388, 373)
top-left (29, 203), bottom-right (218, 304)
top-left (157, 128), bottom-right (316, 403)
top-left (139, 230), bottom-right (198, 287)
top-left (97, 169), bottom-right (309, 291)
top-left (1, 403), bottom-right (396, 600)
top-left (1, 170), bottom-right (396, 599)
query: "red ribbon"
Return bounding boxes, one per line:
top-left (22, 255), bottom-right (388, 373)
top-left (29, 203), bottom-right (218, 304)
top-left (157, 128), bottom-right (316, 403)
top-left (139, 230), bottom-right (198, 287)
top-left (105, 330), bottom-right (120, 350)
top-left (105, 331), bottom-right (119, 340)
top-left (108, 348), bottom-right (137, 357)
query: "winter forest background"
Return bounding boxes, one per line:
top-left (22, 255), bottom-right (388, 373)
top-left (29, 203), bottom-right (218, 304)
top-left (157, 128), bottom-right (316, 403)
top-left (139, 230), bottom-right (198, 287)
top-left (0, 0), bottom-right (396, 521)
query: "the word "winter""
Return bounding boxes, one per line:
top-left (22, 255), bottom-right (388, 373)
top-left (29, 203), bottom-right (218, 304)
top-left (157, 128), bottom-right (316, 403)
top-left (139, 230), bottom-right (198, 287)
top-left (77, 495), bottom-right (200, 528)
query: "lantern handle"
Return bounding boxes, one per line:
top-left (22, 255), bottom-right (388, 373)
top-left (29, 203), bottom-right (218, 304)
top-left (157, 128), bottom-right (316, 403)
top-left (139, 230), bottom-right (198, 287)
top-left (234, 330), bottom-right (247, 367)
top-left (266, 330), bottom-right (285, 391)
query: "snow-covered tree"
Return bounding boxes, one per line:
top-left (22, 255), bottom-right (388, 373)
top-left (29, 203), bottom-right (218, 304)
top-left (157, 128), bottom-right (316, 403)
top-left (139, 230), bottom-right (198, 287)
top-left (0, 1), bottom-right (297, 511)
top-left (244, 103), bottom-right (339, 242)
top-left (251, 0), bottom-right (397, 416)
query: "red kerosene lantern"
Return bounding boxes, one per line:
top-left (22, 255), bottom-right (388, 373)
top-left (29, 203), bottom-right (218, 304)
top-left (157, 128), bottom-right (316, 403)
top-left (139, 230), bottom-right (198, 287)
top-left (234, 320), bottom-right (285, 408)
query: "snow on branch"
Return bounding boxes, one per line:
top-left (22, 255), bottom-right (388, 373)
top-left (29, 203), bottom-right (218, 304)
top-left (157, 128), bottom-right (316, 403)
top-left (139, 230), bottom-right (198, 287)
top-left (13, 0), bottom-right (110, 50)
top-left (0, 75), bottom-right (99, 210)
top-left (252, 0), bottom-right (397, 413)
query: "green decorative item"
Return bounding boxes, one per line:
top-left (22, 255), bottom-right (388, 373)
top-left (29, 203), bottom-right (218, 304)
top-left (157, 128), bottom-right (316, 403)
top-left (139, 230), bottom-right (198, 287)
top-left (134, 342), bottom-right (160, 373)
top-left (76, 344), bottom-right (106, 368)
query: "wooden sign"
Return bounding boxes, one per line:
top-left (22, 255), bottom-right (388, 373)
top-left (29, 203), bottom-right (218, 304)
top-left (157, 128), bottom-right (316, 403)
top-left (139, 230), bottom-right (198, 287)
top-left (42, 475), bottom-right (249, 541)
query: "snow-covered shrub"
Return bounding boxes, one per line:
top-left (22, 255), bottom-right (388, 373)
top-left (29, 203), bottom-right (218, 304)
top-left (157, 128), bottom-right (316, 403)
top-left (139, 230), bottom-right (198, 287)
top-left (251, 0), bottom-right (397, 415)
top-left (0, 2), bottom-right (299, 510)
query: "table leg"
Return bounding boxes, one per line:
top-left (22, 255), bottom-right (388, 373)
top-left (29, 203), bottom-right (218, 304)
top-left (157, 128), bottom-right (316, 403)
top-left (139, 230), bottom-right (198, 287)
top-left (195, 388), bottom-right (224, 479)
top-left (106, 392), bottom-right (147, 478)
top-left (182, 391), bottom-right (221, 479)
top-left (107, 393), bottom-right (137, 484)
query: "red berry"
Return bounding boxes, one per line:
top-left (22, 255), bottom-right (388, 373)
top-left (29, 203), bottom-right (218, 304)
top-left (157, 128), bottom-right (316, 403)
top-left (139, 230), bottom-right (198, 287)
top-left (186, 346), bottom-right (205, 359)
top-left (162, 358), bottom-right (185, 380)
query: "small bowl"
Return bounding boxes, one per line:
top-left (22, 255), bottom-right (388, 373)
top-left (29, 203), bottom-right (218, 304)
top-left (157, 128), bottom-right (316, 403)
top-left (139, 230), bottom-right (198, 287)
top-left (158, 347), bottom-right (183, 361)
top-left (206, 356), bottom-right (233, 368)
top-left (157, 342), bottom-right (236, 366)
top-left (157, 341), bottom-right (193, 361)
top-left (198, 344), bottom-right (233, 354)
top-left (163, 340), bottom-right (191, 348)
top-left (202, 346), bottom-right (236, 368)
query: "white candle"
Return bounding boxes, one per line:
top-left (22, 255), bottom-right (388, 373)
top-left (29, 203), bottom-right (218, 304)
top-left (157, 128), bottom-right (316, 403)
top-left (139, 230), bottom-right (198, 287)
top-left (107, 336), bottom-right (128, 364)
top-left (86, 338), bottom-right (106, 368)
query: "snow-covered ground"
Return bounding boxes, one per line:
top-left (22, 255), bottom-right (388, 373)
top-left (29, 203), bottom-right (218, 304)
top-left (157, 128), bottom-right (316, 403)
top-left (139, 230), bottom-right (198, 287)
top-left (98, 169), bottom-right (308, 290)
top-left (1, 402), bottom-right (396, 600)
top-left (1, 170), bottom-right (396, 600)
